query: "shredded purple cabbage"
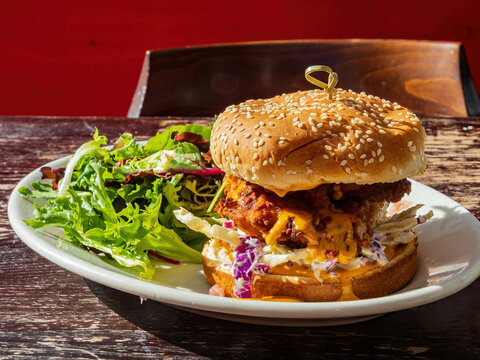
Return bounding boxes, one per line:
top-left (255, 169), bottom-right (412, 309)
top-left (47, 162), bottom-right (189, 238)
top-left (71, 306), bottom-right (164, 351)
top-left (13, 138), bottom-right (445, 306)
top-left (233, 236), bottom-right (270, 298)
top-left (325, 258), bottom-right (337, 271)
top-left (369, 239), bottom-right (389, 265)
top-left (223, 221), bottom-right (233, 229)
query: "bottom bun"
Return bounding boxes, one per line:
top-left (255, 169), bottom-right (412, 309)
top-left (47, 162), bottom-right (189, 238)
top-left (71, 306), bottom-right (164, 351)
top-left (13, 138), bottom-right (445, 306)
top-left (202, 240), bottom-right (418, 302)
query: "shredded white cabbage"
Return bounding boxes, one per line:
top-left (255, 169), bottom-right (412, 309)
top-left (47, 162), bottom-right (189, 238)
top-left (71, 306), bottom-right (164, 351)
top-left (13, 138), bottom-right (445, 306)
top-left (371, 204), bottom-right (429, 246)
top-left (173, 208), bottom-right (241, 247)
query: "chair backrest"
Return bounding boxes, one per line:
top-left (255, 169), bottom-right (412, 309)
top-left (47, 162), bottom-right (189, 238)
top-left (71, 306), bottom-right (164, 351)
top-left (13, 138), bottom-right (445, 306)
top-left (128, 39), bottom-right (480, 118)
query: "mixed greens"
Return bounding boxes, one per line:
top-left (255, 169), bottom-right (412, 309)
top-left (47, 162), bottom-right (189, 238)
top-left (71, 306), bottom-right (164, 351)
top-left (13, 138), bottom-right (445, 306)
top-left (19, 124), bottom-right (223, 279)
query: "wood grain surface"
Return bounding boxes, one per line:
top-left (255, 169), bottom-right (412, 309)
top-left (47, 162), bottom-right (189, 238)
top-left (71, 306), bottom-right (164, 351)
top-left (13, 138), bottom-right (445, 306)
top-left (128, 40), bottom-right (477, 119)
top-left (1, 116), bottom-right (479, 359)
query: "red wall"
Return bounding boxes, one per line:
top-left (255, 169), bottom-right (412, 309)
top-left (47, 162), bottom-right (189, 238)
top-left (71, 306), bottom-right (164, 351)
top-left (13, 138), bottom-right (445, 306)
top-left (0, 1), bottom-right (478, 116)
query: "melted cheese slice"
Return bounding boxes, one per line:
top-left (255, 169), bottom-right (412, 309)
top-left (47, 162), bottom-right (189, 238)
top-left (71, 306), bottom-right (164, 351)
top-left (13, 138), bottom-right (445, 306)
top-left (265, 208), bottom-right (357, 265)
top-left (265, 208), bottom-right (314, 245)
top-left (228, 179), bottom-right (246, 202)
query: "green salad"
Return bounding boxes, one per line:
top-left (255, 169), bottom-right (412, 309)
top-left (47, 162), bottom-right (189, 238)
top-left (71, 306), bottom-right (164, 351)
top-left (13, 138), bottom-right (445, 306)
top-left (19, 124), bottom-right (223, 279)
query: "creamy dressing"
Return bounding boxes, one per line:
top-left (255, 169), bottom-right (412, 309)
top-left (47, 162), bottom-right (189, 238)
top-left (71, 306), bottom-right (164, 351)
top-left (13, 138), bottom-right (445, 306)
top-left (265, 208), bottom-right (357, 265)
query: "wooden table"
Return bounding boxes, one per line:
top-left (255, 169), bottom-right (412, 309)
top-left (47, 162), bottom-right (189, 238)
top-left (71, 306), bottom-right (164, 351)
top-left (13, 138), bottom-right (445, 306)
top-left (1, 116), bottom-right (479, 359)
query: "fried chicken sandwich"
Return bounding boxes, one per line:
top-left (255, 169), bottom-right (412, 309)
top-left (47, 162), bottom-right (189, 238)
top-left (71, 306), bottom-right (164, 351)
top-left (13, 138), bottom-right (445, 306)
top-left (175, 66), bottom-right (430, 301)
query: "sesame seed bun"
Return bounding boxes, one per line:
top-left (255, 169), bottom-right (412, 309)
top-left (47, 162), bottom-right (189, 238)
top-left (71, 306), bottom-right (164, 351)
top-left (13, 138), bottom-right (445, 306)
top-left (211, 89), bottom-right (427, 195)
top-left (202, 238), bottom-right (418, 302)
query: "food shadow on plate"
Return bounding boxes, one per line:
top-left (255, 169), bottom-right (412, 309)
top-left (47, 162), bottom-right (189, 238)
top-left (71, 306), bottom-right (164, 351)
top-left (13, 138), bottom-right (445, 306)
top-left (84, 278), bottom-right (480, 360)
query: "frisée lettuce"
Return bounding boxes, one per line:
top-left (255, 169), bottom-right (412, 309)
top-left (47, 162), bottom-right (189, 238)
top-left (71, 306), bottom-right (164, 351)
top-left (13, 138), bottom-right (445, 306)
top-left (19, 125), bottom-right (223, 279)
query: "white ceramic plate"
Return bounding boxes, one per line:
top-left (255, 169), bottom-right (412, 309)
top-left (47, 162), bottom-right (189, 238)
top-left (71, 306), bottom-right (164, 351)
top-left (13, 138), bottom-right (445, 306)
top-left (8, 156), bottom-right (480, 326)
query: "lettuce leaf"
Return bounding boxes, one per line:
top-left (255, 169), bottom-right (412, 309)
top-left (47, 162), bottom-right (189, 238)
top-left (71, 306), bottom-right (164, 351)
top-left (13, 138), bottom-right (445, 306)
top-left (20, 125), bottom-right (221, 279)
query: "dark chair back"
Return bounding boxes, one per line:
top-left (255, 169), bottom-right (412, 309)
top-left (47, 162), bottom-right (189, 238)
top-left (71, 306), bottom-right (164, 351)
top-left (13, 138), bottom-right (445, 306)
top-left (128, 40), bottom-right (480, 118)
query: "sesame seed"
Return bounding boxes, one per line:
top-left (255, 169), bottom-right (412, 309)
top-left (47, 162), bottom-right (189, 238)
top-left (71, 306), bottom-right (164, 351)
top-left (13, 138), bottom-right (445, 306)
top-left (234, 139), bottom-right (239, 145)
top-left (377, 148), bottom-right (382, 156)
top-left (247, 112), bottom-right (253, 119)
top-left (245, 133), bottom-right (252, 139)
top-left (253, 153), bottom-right (259, 160)
top-left (408, 141), bottom-right (413, 147)
top-left (325, 145), bottom-right (333, 150)
top-left (377, 142), bottom-right (383, 147)
top-left (348, 153), bottom-right (355, 159)
top-left (345, 167), bottom-right (352, 174)
top-left (258, 139), bottom-right (265, 146)
top-left (392, 165), bottom-right (397, 172)
top-left (278, 140), bottom-right (285, 145)
top-left (259, 121), bottom-right (265, 126)
top-left (305, 159), bottom-right (312, 164)
top-left (311, 126), bottom-right (318, 132)
top-left (360, 154), bottom-right (367, 159)
top-left (379, 155), bottom-right (385, 162)
top-left (355, 144), bottom-right (361, 150)
top-left (269, 121), bottom-right (275, 126)
top-left (262, 160), bottom-right (268, 166)
top-left (269, 157), bottom-right (274, 164)
top-left (340, 160), bottom-right (347, 166)
top-left (323, 154), bottom-right (329, 159)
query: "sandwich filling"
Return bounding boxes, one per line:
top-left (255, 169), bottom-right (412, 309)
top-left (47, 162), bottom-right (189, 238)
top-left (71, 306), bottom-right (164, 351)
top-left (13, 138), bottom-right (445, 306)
top-left (174, 176), bottom-right (430, 298)
top-left (215, 174), bottom-right (411, 265)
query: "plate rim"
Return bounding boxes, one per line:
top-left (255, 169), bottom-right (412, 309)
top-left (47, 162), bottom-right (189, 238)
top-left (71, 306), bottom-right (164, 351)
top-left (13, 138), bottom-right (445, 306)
top-left (8, 155), bottom-right (480, 320)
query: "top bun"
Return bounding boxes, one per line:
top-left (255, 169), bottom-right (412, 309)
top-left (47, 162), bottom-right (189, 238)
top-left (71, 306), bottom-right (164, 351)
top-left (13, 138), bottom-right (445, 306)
top-left (211, 89), bottom-right (427, 196)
